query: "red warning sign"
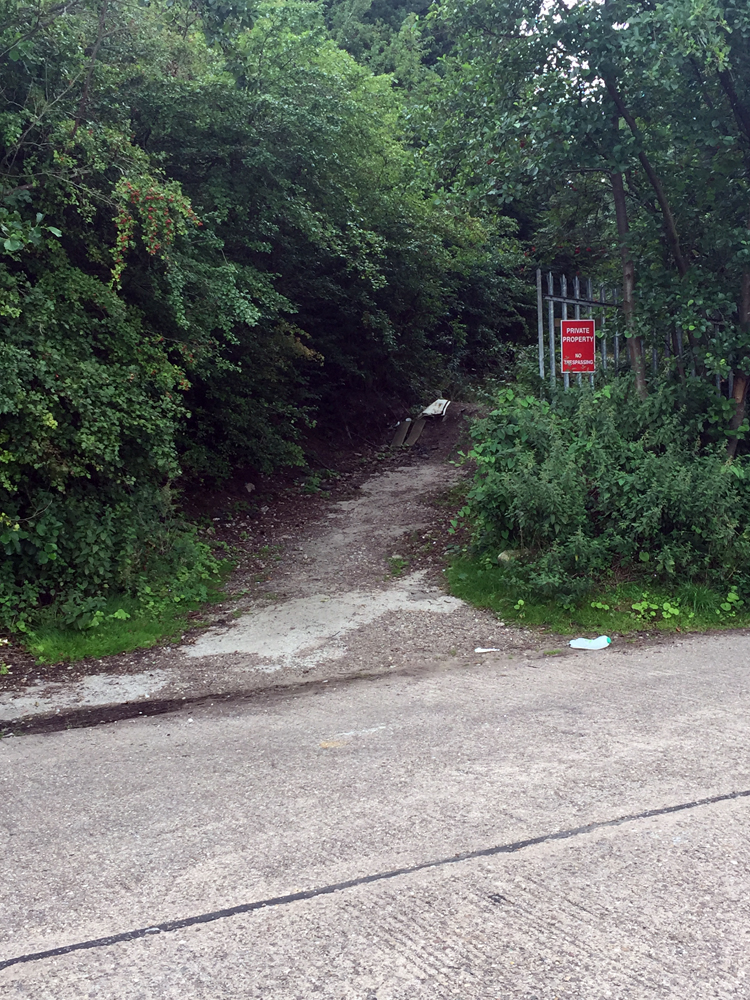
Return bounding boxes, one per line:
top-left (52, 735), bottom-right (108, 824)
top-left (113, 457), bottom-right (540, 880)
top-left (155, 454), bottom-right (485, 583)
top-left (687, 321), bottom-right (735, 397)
top-left (561, 319), bottom-right (596, 374)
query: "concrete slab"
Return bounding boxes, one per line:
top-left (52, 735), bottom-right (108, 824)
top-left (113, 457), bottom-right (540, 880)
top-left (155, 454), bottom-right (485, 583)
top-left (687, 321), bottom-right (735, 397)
top-left (1, 635), bottom-right (749, 995)
top-left (184, 571), bottom-right (463, 664)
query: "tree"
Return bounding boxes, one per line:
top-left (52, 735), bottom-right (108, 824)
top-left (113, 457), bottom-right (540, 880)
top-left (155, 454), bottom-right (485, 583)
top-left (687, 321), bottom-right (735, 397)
top-left (0, 0), bottom-right (528, 623)
top-left (430, 0), bottom-right (750, 429)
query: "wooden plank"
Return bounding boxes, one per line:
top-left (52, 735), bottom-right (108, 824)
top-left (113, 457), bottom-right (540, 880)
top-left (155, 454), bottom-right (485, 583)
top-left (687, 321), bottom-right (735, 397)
top-left (404, 416), bottom-right (426, 447)
top-left (390, 419), bottom-right (411, 448)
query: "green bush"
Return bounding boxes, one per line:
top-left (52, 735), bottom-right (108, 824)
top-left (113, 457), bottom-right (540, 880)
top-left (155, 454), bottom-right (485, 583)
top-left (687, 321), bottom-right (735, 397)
top-left (0, 0), bottom-right (529, 634)
top-left (465, 382), bottom-right (750, 602)
top-left (0, 256), bottom-right (220, 629)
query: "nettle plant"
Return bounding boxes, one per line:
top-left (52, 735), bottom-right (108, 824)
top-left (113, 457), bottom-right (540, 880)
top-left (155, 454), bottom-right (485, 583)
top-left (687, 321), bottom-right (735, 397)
top-left (630, 597), bottom-right (686, 623)
top-left (464, 385), bottom-right (750, 603)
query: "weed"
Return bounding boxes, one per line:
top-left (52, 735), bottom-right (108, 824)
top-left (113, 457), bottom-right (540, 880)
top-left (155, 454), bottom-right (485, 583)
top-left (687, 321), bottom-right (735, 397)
top-left (631, 596), bottom-right (687, 623)
top-left (301, 469), bottom-right (338, 494)
top-left (432, 481), bottom-right (470, 509)
top-left (388, 555), bottom-right (410, 577)
top-left (716, 590), bottom-right (744, 618)
top-left (302, 473), bottom-right (324, 494)
top-left (229, 499), bottom-right (253, 515)
top-left (447, 555), bottom-right (750, 635)
top-left (674, 583), bottom-right (715, 614)
top-left (464, 385), bottom-right (750, 602)
top-left (22, 566), bottom-right (231, 665)
top-left (255, 544), bottom-right (282, 562)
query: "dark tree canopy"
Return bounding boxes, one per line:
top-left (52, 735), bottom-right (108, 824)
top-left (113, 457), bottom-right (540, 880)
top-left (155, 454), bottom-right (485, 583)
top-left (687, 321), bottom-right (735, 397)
top-left (0, 0), bottom-right (526, 623)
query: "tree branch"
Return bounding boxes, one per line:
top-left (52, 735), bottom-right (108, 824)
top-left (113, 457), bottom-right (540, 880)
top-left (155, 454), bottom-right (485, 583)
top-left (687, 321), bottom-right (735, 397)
top-left (611, 161), bottom-right (648, 399)
top-left (0, 1), bottom-right (84, 61)
top-left (71, 0), bottom-right (109, 140)
top-left (604, 76), bottom-right (690, 279)
top-left (0, 182), bottom-right (35, 199)
top-left (717, 69), bottom-right (750, 146)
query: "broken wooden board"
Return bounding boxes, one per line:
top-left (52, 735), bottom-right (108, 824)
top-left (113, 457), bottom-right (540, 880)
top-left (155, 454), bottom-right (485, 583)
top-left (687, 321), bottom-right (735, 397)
top-left (390, 399), bottom-right (451, 448)
top-left (404, 416), bottom-right (427, 446)
top-left (390, 419), bottom-right (412, 448)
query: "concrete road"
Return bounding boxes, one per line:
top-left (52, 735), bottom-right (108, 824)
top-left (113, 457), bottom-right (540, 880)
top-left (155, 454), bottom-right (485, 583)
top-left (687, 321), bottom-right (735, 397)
top-left (1, 633), bottom-right (750, 998)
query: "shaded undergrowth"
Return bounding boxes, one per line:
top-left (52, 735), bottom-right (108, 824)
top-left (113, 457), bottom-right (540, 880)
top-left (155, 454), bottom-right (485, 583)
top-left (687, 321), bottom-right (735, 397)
top-left (447, 556), bottom-right (750, 635)
top-left (16, 566), bottom-right (232, 666)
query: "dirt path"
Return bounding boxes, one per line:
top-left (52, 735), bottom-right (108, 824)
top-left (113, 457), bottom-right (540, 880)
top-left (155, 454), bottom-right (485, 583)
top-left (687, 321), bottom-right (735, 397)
top-left (0, 408), bottom-right (544, 731)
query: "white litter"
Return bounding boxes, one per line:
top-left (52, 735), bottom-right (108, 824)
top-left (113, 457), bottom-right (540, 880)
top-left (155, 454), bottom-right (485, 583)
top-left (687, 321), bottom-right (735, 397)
top-left (421, 398), bottom-right (450, 417)
top-left (569, 635), bottom-right (612, 650)
top-left (474, 647), bottom-right (502, 653)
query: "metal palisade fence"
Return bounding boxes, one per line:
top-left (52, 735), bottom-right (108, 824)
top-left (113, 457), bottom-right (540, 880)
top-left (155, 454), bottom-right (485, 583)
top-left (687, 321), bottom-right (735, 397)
top-left (536, 269), bottom-right (619, 391)
top-left (536, 269), bottom-right (736, 398)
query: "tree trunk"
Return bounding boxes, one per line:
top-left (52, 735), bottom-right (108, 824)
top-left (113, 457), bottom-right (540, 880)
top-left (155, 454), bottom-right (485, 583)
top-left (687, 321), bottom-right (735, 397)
top-left (718, 71), bottom-right (750, 457)
top-left (606, 79), bottom-right (704, 371)
top-left (726, 373), bottom-right (748, 460)
top-left (718, 69), bottom-right (750, 145)
top-left (605, 79), bottom-right (690, 280)
top-left (71, 0), bottom-right (109, 140)
top-left (610, 166), bottom-right (648, 400)
top-left (727, 257), bottom-right (750, 459)
top-left (670, 329), bottom-right (686, 384)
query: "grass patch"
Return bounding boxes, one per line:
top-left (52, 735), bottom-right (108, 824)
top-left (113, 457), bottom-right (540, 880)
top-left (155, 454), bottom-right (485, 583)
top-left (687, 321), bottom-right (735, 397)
top-left (447, 556), bottom-right (750, 635)
top-left (388, 554), bottom-right (410, 577)
top-left (24, 596), bottom-right (199, 663)
top-left (21, 565), bottom-right (232, 665)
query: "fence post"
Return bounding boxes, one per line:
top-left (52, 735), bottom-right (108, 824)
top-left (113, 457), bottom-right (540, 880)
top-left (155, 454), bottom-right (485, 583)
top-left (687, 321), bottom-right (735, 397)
top-left (600, 285), bottom-right (607, 371)
top-left (536, 268), bottom-right (544, 381)
top-left (587, 277), bottom-right (594, 388)
top-left (574, 276), bottom-right (582, 387)
top-left (561, 275), bottom-right (569, 391)
top-left (547, 271), bottom-right (555, 393)
top-left (714, 325), bottom-right (721, 395)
